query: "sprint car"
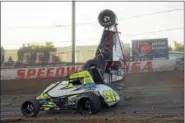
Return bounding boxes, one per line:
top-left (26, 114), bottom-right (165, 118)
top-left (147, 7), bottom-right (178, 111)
top-left (21, 67), bottom-right (121, 117)
top-left (21, 9), bottom-right (127, 117)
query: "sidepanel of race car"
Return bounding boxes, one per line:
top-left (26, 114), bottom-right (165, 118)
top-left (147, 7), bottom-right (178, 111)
top-left (42, 81), bottom-right (60, 93)
top-left (47, 86), bottom-right (85, 97)
top-left (36, 81), bottom-right (69, 99)
top-left (96, 84), bottom-right (120, 106)
top-left (42, 81), bottom-right (73, 94)
top-left (37, 81), bottom-right (120, 108)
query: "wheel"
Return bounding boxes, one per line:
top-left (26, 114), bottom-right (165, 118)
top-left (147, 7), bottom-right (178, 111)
top-left (98, 9), bottom-right (117, 28)
top-left (21, 98), bottom-right (40, 117)
top-left (77, 92), bottom-right (101, 115)
top-left (82, 59), bottom-right (98, 70)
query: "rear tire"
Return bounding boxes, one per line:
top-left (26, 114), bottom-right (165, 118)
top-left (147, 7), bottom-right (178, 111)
top-left (98, 9), bottom-right (117, 28)
top-left (77, 92), bottom-right (101, 115)
top-left (21, 97), bottom-right (40, 117)
top-left (82, 59), bottom-right (98, 70)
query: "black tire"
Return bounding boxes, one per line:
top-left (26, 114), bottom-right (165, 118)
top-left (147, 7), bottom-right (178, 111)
top-left (82, 59), bottom-right (98, 70)
top-left (21, 97), bottom-right (40, 117)
top-left (77, 92), bottom-right (101, 115)
top-left (98, 9), bottom-right (117, 28)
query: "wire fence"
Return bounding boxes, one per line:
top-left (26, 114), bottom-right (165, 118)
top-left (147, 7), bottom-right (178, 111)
top-left (1, 6), bottom-right (183, 69)
top-left (1, 46), bottom-right (183, 69)
top-left (1, 48), bottom-right (97, 69)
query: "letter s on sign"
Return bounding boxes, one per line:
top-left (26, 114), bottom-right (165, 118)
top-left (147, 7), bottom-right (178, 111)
top-left (17, 69), bottom-right (26, 79)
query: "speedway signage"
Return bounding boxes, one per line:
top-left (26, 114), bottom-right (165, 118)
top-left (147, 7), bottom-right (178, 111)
top-left (16, 61), bottom-right (154, 80)
top-left (1, 59), bottom-right (180, 80)
top-left (16, 65), bottom-right (82, 79)
top-left (132, 38), bottom-right (169, 61)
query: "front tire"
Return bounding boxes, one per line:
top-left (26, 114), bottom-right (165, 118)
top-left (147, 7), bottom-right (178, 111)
top-left (77, 92), bottom-right (101, 115)
top-left (21, 98), bottom-right (40, 117)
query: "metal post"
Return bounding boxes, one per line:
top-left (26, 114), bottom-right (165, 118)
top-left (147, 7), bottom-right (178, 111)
top-left (72, 1), bottom-right (76, 64)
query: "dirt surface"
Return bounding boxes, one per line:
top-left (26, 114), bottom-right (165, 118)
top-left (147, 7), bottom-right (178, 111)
top-left (1, 71), bottom-right (184, 123)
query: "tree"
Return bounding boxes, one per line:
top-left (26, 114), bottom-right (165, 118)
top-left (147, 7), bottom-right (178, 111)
top-left (1, 47), bottom-right (5, 64)
top-left (168, 45), bottom-right (173, 51)
top-left (17, 42), bottom-right (60, 64)
top-left (17, 44), bottom-right (32, 62)
top-left (173, 41), bottom-right (184, 52)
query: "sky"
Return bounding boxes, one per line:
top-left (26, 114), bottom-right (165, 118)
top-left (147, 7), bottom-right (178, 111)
top-left (1, 2), bottom-right (184, 49)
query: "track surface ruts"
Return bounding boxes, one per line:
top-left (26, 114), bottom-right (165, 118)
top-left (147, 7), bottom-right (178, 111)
top-left (1, 71), bottom-right (184, 122)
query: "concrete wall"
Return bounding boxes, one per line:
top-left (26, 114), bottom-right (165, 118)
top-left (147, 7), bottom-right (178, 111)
top-left (1, 59), bottom-right (184, 80)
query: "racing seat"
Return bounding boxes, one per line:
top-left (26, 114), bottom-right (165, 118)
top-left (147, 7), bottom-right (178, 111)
top-left (89, 67), bottom-right (105, 84)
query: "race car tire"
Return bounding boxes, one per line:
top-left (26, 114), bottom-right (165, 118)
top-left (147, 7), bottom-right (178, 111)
top-left (82, 59), bottom-right (99, 70)
top-left (82, 58), bottom-right (105, 72)
top-left (77, 92), bottom-right (101, 115)
top-left (98, 9), bottom-right (116, 28)
top-left (21, 97), bottom-right (40, 117)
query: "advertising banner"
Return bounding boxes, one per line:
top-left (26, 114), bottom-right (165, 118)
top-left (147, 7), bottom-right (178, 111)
top-left (1, 59), bottom-right (182, 80)
top-left (132, 38), bottom-right (169, 61)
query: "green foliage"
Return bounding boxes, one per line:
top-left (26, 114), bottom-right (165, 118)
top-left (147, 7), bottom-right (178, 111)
top-left (168, 45), bottom-right (173, 51)
top-left (17, 45), bottom-right (32, 61)
top-left (31, 42), bottom-right (56, 52)
top-left (17, 42), bottom-right (58, 63)
top-left (173, 41), bottom-right (184, 52)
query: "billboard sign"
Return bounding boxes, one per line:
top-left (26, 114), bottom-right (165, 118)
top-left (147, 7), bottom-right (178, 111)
top-left (132, 38), bottom-right (169, 61)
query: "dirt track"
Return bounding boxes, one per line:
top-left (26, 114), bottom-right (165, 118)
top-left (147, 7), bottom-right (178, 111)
top-left (1, 71), bottom-right (184, 123)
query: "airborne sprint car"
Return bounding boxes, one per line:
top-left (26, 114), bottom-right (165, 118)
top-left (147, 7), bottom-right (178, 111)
top-left (21, 67), bottom-right (122, 117)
